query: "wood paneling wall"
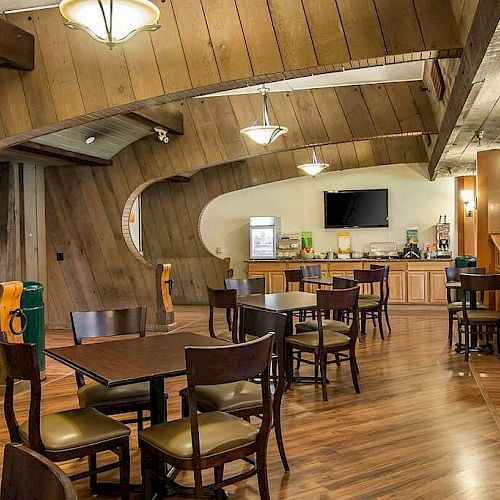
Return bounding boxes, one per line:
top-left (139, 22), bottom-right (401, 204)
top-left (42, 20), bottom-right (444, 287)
top-left (456, 175), bottom-right (477, 257)
top-left (0, 1), bottom-right (462, 149)
top-left (0, 164), bottom-right (18, 281)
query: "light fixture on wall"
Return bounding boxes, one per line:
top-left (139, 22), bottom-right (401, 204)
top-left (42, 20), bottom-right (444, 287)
top-left (59, 0), bottom-right (160, 49)
top-left (460, 189), bottom-right (476, 217)
top-left (297, 149), bottom-right (329, 177)
top-left (240, 86), bottom-right (288, 146)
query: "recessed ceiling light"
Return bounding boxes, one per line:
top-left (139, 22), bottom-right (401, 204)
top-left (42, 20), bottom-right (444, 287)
top-left (85, 136), bottom-right (96, 145)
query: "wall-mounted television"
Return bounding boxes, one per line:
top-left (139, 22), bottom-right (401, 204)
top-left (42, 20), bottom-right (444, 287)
top-left (324, 189), bottom-right (389, 228)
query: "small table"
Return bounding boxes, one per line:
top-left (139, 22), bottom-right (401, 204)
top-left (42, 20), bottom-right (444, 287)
top-left (45, 332), bottom-right (226, 425)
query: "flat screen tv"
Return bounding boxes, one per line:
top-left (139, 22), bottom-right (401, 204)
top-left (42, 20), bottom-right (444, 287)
top-left (324, 189), bottom-right (389, 228)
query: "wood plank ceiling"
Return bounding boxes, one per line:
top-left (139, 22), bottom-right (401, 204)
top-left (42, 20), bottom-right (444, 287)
top-left (0, 0), bottom-right (462, 151)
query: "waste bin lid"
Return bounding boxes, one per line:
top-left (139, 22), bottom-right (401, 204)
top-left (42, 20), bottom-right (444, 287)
top-left (21, 281), bottom-right (44, 308)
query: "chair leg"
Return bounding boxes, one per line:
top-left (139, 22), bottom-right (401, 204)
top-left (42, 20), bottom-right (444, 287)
top-left (349, 350), bottom-right (360, 394)
top-left (295, 351), bottom-right (302, 373)
top-left (181, 393), bottom-right (189, 418)
top-left (377, 309), bottom-right (384, 340)
top-left (137, 409), bottom-right (144, 432)
top-left (141, 449), bottom-right (154, 500)
top-left (314, 353), bottom-right (319, 383)
top-left (256, 447), bottom-right (271, 500)
top-left (384, 304), bottom-right (391, 333)
top-left (360, 312), bottom-right (367, 336)
top-left (88, 453), bottom-right (97, 494)
top-left (465, 323), bottom-right (470, 362)
top-left (214, 465), bottom-right (225, 500)
top-left (193, 466), bottom-right (204, 500)
top-left (118, 439), bottom-right (130, 500)
top-left (448, 312), bottom-right (454, 347)
top-left (371, 314), bottom-right (376, 328)
top-left (334, 353), bottom-right (341, 367)
top-left (319, 352), bottom-right (328, 402)
top-left (285, 344), bottom-right (293, 388)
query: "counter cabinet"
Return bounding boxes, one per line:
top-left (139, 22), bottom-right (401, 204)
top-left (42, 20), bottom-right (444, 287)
top-left (246, 260), bottom-right (453, 305)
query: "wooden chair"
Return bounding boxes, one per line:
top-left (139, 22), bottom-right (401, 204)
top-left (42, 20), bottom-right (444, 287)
top-left (300, 264), bottom-right (321, 279)
top-left (457, 274), bottom-right (500, 362)
top-left (0, 339), bottom-right (130, 498)
top-left (180, 308), bottom-right (289, 471)
top-left (286, 286), bottom-right (360, 401)
top-left (70, 306), bottom-right (155, 431)
top-left (284, 268), bottom-right (304, 292)
top-left (207, 286), bottom-right (239, 343)
top-left (139, 334), bottom-right (275, 500)
top-left (445, 267), bottom-right (486, 346)
top-left (1, 443), bottom-right (77, 500)
top-left (369, 264), bottom-right (391, 333)
top-left (225, 277), bottom-right (266, 296)
top-left (353, 268), bottom-right (385, 339)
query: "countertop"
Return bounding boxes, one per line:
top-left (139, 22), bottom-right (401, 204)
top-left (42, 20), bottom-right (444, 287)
top-left (246, 258), bottom-right (453, 263)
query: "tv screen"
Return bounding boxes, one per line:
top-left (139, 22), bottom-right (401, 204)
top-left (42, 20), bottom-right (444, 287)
top-left (324, 189), bottom-right (388, 228)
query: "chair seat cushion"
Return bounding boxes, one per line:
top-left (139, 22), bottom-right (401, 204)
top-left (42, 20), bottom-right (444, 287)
top-left (19, 407), bottom-right (130, 452)
top-left (358, 299), bottom-right (379, 310)
top-left (286, 330), bottom-right (351, 348)
top-left (359, 293), bottom-right (380, 302)
top-left (77, 381), bottom-right (150, 409)
top-left (179, 381), bottom-right (262, 413)
top-left (139, 411), bottom-right (258, 459)
top-left (217, 332), bottom-right (258, 343)
top-left (447, 301), bottom-right (488, 312)
top-left (295, 319), bottom-right (350, 334)
top-left (456, 310), bottom-right (500, 322)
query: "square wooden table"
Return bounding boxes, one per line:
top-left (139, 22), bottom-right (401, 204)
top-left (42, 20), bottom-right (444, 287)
top-left (45, 332), bottom-right (226, 425)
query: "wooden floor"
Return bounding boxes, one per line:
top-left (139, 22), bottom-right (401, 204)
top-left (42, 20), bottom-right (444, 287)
top-left (2, 306), bottom-right (500, 499)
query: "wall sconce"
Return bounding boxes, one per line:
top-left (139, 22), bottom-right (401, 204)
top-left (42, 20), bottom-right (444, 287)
top-left (460, 189), bottom-right (476, 218)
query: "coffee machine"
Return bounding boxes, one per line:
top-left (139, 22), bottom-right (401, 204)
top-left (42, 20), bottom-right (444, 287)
top-left (436, 215), bottom-right (452, 259)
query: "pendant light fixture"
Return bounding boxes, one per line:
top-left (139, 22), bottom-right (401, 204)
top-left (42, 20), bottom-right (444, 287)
top-left (240, 86), bottom-right (288, 146)
top-left (297, 149), bottom-right (329, 177)
top-left (59, 0), bottom-right (160, 49)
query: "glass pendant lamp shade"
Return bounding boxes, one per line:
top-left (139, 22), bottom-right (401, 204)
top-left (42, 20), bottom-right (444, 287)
top-left (59, 0), bottom-right (160, 48)
top-left (297, 150), bottom-right (329, 176)
top-left (240, 87), bottom-right (288, 146)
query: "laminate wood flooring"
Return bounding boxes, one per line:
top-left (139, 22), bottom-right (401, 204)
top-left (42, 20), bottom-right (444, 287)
top-left (2, 306), bottom-right (500, 499)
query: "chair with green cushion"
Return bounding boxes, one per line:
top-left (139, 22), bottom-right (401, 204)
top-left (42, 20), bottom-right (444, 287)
top-left (353, 268), bottom-right (385, 339)
top-left (0, 339), bottom-right (130, 498)
top-left (179, 308), bottom-right (289, 471)
top-left (71, 306), bottom-right (161, 431)
top-left (1, 443), bottom-right (77, 500)
top-left (457, 273), bottom-right (500, 362)
top-left (139, 334), bottom-right (275, 500)
top-left (445, 267), bottom-right (486, 347)
top-left (285, 286), bottom-right (360, 402)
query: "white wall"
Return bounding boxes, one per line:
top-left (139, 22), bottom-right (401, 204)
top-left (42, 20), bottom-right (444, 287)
top-left (200, 163), bottom-right (456, 277)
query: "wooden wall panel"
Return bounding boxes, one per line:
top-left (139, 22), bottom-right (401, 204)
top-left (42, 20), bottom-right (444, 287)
top-left (0, 1), bottom-right (462, 149)
top-left (0, 164), bottom-right (17, 282)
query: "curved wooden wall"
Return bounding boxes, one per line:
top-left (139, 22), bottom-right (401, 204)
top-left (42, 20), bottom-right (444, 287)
top-left (0, 0), bottom-right (461, 149)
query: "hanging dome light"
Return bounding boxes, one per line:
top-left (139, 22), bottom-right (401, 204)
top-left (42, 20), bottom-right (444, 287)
top-left (59, 0), bottom-right (160, 49)
top-left (297, 149), bottom-right (329, 177)
top-left (240, 86), bottom-right (288, 146)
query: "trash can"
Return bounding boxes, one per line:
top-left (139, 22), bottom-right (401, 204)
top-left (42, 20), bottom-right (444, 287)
top-left (21, 281), bottom-right (45, 375)
top-left (455, 255), bottom-right (477, 268)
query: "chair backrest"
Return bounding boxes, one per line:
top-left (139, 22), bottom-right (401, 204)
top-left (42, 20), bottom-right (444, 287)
top-left (284, 269), bottom-right (304, 292)
top-left (316, 287), bottom-right (360, 347)
top-left (1, 443), bottom-right (76, 500)
top-left (300, 265), bottom-right (321, 278)
top-left (353, 268), bottom-right (385, 300)
top-left (185, 335), bottom-right (274, 465)
top-left (370, 264), bottom-right (390, 303)
top-left (71, 306), bottom-right (147, 344)
top-left (445, 267), bottom-right (486, 282)
top-left (70, 306), bottom-right (147, 388)
top-left (332, 277), bottom-right (357, 289)
top-left (224, 277), bottom-right (265, 296)
top-left (0, 339), bottom-right (42, 452)
top-left (460, 273), bottom-right (500, 292)
top-left (207, 286), bottom-right (238, 343)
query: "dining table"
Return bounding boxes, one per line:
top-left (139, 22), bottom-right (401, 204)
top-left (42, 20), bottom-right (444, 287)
top-left (45, 332), bottom-right (226, 425)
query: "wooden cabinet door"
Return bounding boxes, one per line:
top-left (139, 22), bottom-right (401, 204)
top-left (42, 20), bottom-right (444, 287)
top-left (429, 271), bottom-right (447, 304)
top-left (268, 271), bottom-right (285, 293)
top-left (407, 271), bottom-right (428, 303)
top-left (388, 271), bottom-right (406, 303)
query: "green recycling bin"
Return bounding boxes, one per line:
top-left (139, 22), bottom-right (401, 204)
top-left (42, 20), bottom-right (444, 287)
top-left (21, 281), bottom-right (45, 374)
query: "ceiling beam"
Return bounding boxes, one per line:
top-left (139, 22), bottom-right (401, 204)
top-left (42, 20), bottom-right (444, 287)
top-left (428, 0), bottom-right (500, 179)
top-left (9, 143), bottom-right (112, 167)
top-left (0, 18), bottom-right (34, 71)
top-left (129, 104), bottom-right (184, 135)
